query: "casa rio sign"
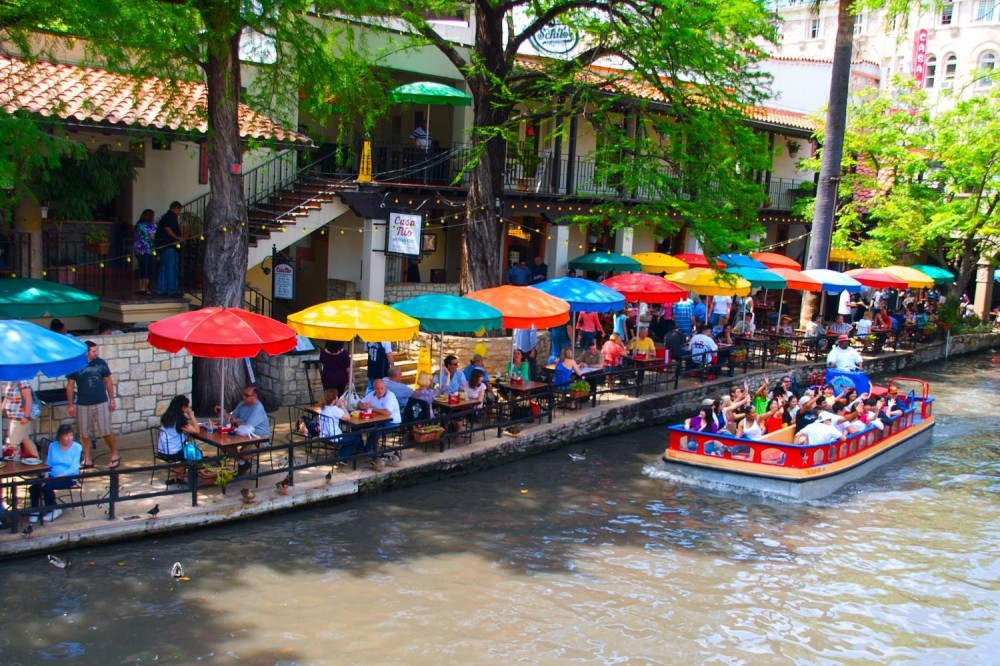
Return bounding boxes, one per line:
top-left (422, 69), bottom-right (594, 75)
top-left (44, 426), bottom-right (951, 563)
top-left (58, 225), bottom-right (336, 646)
top-left (529, 23), bottom-right (580, 55)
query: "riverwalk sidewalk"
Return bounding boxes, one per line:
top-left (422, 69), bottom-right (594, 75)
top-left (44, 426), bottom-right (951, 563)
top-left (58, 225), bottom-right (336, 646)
top-left (2, 333), bottom-right (995, 559)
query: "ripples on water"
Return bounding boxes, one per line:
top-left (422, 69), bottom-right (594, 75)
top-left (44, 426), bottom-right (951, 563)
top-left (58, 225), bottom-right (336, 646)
top-left (1, 355), bottom-right (998, 664)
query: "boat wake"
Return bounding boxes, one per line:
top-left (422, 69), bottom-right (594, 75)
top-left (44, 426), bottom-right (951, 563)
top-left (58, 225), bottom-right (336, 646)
top-left (641, 462), bottom-right (812, 503)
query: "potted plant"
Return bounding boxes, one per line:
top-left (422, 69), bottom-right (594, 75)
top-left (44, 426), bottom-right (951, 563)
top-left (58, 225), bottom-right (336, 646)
top-left (791, 180), bottom-right (816, 200)
top-left (85, 225), bottom-right (110, 255)
top-left (568, 379), bottom-right (591, 400)
top-left (509, 140), bottom-right (542, 191)
top-left (937, 298), bottom-right (960, 331)
top-left (198, 459), bottom-right (237, 492)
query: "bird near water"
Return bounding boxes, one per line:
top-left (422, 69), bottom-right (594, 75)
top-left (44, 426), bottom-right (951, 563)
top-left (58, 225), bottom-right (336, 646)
top-left (569, 449), bottom-right (587, 461)
top-left (47, 554), bottom-right (69, 569)
top-left (170, 562), bottom-right (185, 578)
top-left (147, 504), bottom-right (160, 518)
top-left (240, 488), bottom-right (256, 503)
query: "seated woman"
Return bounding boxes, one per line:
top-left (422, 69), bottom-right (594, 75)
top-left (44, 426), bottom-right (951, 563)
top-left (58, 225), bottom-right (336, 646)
top-left (684, 405), bottom-right (719, 433)
top-left (318, 388), bottom-right (349, 438)
top-left (157, 394), bottom-right (201, 484)
top-left (855, 311), bottom-right (874, 337)
top-left (506, 349), bottom-right (531, 382)
top-left (553, 347), bottom-right (586, 389)
top-left (28, 424), bottom-right (82, 523)
top-left (601, 333), bottom-right (627, 369)
top-left (411, 371), bottom-right (437, 418)
top-left (776, 315), bottom-right (794, 336)
top-left (465, 369), bottom-right (491, 407)
top-left (716, 323), bottom-right (736, 346)
top-left (735, 404), bottom-right (766, 440)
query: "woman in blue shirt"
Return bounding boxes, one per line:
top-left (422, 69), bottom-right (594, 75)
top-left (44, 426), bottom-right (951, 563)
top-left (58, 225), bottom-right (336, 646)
top-left (29, 424), bottom-right (82, 523)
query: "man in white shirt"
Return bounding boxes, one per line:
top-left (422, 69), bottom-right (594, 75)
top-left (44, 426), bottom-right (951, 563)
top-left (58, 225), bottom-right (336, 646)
top-left (710, 295), bottom-right (732, 328)
top-left (827, 335), bottom-right (863, 371)
top-left (409, 121), bottom-right (431, 149)
top-left (732, 312), bottom-right (755, 337)
top-left (838, 290), bottom-right (856, 323)
top-left (688, 325), bottom-right (719, 368)
top-left (359, 379), bottom-right (402, 425)
top-left (794, 412), bottom-right (846, 445)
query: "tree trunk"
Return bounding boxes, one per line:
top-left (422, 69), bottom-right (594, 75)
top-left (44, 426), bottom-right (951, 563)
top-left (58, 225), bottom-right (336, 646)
top-left (800, 0), bottom-right (855, 327)
top-left (460, 2), bottom-right (509, 293)
top-left (193, 15), bottom-right (250, 413)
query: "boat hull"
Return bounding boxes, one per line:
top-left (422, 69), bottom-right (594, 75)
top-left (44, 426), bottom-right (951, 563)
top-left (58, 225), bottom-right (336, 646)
top-left (662, 417), bottom-right (935, 500)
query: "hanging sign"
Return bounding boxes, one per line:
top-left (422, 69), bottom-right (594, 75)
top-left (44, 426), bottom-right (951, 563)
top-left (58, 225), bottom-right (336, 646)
top-left (911, 29), bottom-right (928, 87)
top-left (386, 211), bottom-right (423, 257)
top-left (273, 262), bottom-right (295, 300)
top-left (529, 23), bottom-right (580, 55)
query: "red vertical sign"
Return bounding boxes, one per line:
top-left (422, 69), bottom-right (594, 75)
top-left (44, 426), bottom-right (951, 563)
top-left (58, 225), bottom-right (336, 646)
top-left (912, 29), bottom-right (929, 87)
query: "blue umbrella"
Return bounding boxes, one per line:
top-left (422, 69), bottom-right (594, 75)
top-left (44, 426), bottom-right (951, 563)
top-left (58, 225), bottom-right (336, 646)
top-left (0, 320), bottom-right (89, 380)
top-left (719, 253), bottom-right (767, 269)
top-left (800, 269), bottom-right (863, 293)
top-left (532, 277), bottom-right (626, 349)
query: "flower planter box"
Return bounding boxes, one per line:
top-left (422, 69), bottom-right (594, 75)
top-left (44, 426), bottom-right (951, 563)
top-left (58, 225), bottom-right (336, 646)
top-left (85, 242), bottom-right (110, 255)
top-left (568, 389), bottom-right (590, 400)
top-left (412, 427), bottom-right (445, 444)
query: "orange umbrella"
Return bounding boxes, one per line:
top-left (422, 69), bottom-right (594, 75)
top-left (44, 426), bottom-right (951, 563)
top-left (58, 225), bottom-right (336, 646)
top-left (845, 268), bottom-right (908, 290)
top-left (767, 267), bottom-right (822, 292)
top-left (465, 285), bottom-right (570, 330)
top-left (750, 252), bottom-right (802, 270)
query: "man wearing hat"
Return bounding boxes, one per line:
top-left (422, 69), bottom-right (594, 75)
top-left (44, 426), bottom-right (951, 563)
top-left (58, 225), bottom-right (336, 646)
top-left (794, 410), bottom-right (846, 445)
top-left (463, 353), bottom-right (490, 384)
top-left (827, 334), bottom-right (863, 371)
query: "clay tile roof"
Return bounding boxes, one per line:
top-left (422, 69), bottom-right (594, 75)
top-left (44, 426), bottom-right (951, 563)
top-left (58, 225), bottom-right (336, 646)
top-left (744, 106), bottom-right (815, 132)
top-left (0, 56), bottom-right (312, 145)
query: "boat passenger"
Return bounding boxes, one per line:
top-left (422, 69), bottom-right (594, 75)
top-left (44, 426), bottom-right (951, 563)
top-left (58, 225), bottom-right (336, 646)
top-left (736, 403), bottom-right (770, 440)
top-left (793, 412), bottom-right (846, 445)
top-left (782, 394), bottom-right (801, 424)
top-left (763, 397), bottom-right (789, 433)
top-left (684, 405), bottom-right (719, 433)
top-left (827, 335), bottom-right (864, 371)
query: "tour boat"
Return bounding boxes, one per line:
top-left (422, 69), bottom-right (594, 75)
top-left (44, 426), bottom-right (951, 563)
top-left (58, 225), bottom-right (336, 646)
top-left (661, 376), bottom-right (935, 500)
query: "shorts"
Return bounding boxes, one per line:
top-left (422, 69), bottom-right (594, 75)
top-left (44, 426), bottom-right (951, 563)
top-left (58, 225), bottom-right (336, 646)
top-left (77, 402), bottom-right (113, 439)
top-left (8, 418), bottom-right (33, 444)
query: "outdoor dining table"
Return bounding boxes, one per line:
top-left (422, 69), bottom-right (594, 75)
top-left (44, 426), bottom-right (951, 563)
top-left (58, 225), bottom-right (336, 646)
top-left (494, 379), bottom-right (553, 435)
top-left (1, 459), bottom-right (51, 531)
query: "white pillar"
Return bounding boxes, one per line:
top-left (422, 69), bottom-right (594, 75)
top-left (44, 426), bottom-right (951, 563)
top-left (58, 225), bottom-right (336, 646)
top-left (973, 258), bottom-right (994, 320)
top-left (548, 223), bottom-right (571, 276)
top-left (360, 218), bottom-right (386, 303)
top-left (614, 226), bottom-right (634, 256)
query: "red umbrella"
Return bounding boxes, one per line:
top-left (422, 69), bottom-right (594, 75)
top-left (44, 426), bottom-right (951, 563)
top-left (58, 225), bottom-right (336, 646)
top-left (750, 252), bottom-right (802, 270)
top-left (148, 307), bottom-right (297, 420)
top-left (600, 273), bottom-right (688, 304)
top-left (844, 268), bottom-right (908, 290)
top-left (672, 253), bottom-right (725, 269)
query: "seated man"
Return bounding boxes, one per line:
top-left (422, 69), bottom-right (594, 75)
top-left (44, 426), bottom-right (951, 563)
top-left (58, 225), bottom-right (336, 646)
top-left (383, 366), bottom-right (414, 406)
top-left (732, 313), bottom-right (755, 337)
top-left (828, 315), bottom-right (853, 337)
top-left (688, 325), bottom-right (719, 369)
top-left (435, 354), bottom-right (469, 396)
top-left (358, 379), bottom-right (402, 454)
top-left (225, 385), bottom-right (270, 476)
top-left (462, 353), bottom-right (490, 384)
top-left (626, 325), bottom-right (656, 357)
top-left (803, 315), bottom-right (828, 352)
top-left (827, 335), bottom-right (863, 371)
top-left (794, 412), bottom-right (846, 445)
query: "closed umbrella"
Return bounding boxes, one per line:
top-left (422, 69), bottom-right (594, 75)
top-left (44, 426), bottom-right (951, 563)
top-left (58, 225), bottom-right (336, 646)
top-left (911, 264), bottom-right (955, 285)
top-left (568, 252), bottom-right (641, 273)
top-left (750, 252), bottom-right (802, 270)
top-left (0, 278), bottom-right (99, 319)
top-left (881, 265), bottom-right (935, 289)
top-left (148, 307), bottom-right (298, 423)
top-left (391, 294), bottom-right (503, 382)
top-left (287, 300), bottom-right (420, 394)
top-left (532, 277), bottom-right (626, 349)
top-left (629, 252), bottom-right (688, 274)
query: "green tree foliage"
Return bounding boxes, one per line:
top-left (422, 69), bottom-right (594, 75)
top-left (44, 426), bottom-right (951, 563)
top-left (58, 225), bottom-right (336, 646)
top-left (803, 79), bottom-right (999, 296)
top-left (392, 0), bottom-right (779, 290)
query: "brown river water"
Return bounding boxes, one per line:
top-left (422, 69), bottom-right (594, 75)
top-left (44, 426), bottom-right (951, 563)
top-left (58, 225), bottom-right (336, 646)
top-left (1, 353), bottom-right (999, 664)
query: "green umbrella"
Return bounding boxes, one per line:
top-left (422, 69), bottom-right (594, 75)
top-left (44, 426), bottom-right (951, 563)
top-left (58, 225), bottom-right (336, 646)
top-left (568, 252), bottom-right (641, 273)
top-left (910, 264), bottom-right (955, 285)
top-left (0, 278), bottom-right (99, 318)
top-left (388, 81), bottom-right (472, 149)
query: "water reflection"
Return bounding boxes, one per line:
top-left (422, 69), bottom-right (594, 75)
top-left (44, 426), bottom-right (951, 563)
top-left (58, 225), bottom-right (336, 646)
top-left (1, 355), bottom-right (998, 663)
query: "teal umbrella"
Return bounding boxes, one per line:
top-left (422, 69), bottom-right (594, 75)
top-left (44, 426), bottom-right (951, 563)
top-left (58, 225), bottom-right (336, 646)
top-left (568, 252), bottom-right (641, 273)
top-left (391, 294), bottom-right (503, 379)
top-left (911, 264), bottom-right (955, 285)
top-left (0, 278), bottom-right (99, 318)
top-left (725, 267), bottom-right (787, 290)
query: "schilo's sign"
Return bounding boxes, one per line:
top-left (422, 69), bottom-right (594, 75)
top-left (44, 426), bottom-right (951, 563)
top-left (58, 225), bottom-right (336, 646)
top-left (529, 23), bottom-right (579, 55)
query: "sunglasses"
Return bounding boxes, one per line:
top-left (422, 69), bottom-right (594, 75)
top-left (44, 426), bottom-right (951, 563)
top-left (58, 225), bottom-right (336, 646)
top-left (244, 392), bottom-right (255, 398)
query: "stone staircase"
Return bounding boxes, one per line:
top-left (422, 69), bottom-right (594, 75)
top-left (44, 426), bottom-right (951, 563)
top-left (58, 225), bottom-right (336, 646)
top-left (245, 175), bottom-right (356, 268)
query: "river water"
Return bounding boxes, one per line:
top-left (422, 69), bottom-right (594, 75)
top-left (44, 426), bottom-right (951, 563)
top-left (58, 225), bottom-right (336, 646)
top-left (1, 354), bottom-right (998, 664)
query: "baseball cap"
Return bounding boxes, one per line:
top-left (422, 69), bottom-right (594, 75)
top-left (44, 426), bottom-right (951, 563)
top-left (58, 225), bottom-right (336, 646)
top-left (817, 411), bottom-right (835, 422)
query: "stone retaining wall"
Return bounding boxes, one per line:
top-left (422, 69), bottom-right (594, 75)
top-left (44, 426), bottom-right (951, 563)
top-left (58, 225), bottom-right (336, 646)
top-left (252, 352), bottom-right (321, 408)
top-left (37, 332), bottom-right (192, 436)
top-left (385, 282), bottom-right (460, 303)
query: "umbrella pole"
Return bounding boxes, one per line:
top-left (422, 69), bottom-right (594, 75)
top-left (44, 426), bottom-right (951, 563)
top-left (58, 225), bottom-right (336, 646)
top-left (571, 312), bottom-right (577, 353)
top-left (439, 332), bottom-right (445, 391)
top-left (219, 359), bottom-right (226, 426)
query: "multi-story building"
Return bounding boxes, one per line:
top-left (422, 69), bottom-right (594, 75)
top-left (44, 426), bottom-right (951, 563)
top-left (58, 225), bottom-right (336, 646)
top-left (768, 0), bottom-right (999, 113)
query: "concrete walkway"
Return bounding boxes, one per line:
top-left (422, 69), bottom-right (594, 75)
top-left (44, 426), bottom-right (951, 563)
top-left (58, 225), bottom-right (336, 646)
top-left (2, 333), bottom-right (995, 559)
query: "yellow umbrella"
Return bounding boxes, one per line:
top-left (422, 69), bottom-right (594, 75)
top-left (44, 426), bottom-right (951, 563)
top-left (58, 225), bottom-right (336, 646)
top-left (881, 265), bottom-right (935, 289)
top-left (629, 252), bottom-right (689, 274)
top-left (666, 268), bottom-right (752, 297)
top-left (288, 300), bottom-right (420, 396)
top-left (287, 300), bottom-right (420, 341)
